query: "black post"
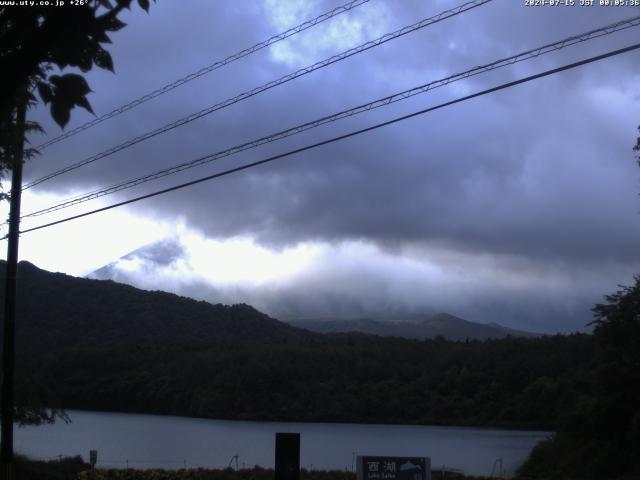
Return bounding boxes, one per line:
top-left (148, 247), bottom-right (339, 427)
top-left (275, 433), bottom-right (300, 480)
top-left (1, 97), bottom-right (27, 480)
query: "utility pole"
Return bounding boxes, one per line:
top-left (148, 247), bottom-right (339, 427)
top-left (1, 94), bottom-right (27, 480)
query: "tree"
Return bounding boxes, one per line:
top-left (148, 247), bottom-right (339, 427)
top-left (1, 0), bottom-right (152, 129)
top-left (517, 277), bottom-right (640, 479)
top-left (588, 276), bottom-right (640, 474)
top-left (0, 1), bottom-right (153, 476)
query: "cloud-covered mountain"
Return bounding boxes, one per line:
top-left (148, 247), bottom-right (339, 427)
top-left (88, 236), bottom-right (186, 283)
top-left (84, 235), bottom-right (606, 334)
top-left (15, 1), bottom-right (640, 337)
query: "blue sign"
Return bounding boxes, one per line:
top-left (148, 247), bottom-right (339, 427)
top-left (357, 456), bottom-right (431, 480)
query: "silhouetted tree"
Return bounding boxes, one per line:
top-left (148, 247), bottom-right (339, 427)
top-left (588, 276), bottom-right (640, 474)
top-left (517, 277), bottom-right (640, 479)
top-left (0, 0), bottom-right (154, 426)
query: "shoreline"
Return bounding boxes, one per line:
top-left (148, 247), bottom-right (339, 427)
top-left (54, 408), bottom-right (555, 434)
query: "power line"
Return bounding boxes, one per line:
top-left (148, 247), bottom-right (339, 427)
top-left (20, 14), bottom-right (640, 219)
top-left (14, 41), bottom-right (640, 238)
top-left (23, 0), bottom-right (493, 190)
top-left (33, 0), bottom-right (372, 151)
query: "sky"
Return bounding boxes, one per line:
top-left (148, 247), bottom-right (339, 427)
top-left (2, 0), bottom-right (640, 333)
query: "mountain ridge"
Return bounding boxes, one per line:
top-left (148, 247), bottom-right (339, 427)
top-left (1, 260), bottom-right (308, 353)
top-left (290, 313), bottom-right (540, 341)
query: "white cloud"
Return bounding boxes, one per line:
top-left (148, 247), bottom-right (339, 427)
top-left (265, 0), bottom-right (388, 67)
top-left (85, 229), bottom-right (637, 332)
top-left (179, 233), bottom-right (322, 285)
top-left (0, 185), bottom-right (171, 276)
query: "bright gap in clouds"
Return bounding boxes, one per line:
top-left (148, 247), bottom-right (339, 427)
top-left (179, 234), bottom-right (321, 285)
top-left (265, 0), bottom-right (388, 67)
top-left (0, 184), bottom-right (170, 276)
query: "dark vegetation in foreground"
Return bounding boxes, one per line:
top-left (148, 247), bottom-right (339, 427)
top-left (14, 455), bottom-right (89, 480)
top-left (13, 457), bottom-right (491, 480)
top-left (2, 262), bottom-right (639, 478)
top-left (78, 468), bottom-right (491, 480)
top-left (515, 277), bottom-right (640, 479)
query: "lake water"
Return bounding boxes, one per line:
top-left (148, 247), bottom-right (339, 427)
top-left (14, 410), bottom-right (550, 477)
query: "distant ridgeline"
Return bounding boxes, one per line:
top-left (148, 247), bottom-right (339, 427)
top-left (290, 315), bottom-right (540, 341)
top-left (1, 260), bottom-right (593, 431)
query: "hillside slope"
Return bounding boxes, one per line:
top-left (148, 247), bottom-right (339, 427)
top-left (1, 261), bottom-right (306, 353)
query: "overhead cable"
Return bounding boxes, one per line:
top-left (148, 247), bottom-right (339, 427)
top-left (14, 41), bottom-right (640, 238)
top-left (23, 0), bottom-right (493, 190)
top-left (20, 14), bottom-right (640, 219)
top-left (33, 0), bottom-right (373, 151)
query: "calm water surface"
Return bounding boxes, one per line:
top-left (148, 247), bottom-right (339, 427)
top-left (15, 410), bottom-right (550, 476)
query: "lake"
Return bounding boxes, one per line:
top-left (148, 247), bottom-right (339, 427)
top-left (14, 410), bottom-right (550, 477)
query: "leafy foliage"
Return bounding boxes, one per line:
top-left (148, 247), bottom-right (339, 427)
top-left (516, 276), bottom-right (640, 479)
top-left (0, 0), bottom-right (154, 175)
top-left (14, 455), bottom-right (88, 480)
top-left (45, 74), bottom-right (94, 128)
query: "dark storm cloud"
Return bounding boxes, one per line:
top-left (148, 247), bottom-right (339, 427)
top-left (20, 0), bottom-right (640, 330)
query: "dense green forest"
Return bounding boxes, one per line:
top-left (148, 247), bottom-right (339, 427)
top-left (2, 261), bottom-right (639, 478)
top-left (17, 332), bottom-right (592, 429)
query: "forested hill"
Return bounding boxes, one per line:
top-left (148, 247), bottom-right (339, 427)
top-left (0, 260), bottom-right (308, 352)
top-left (1, 260), bottom-right (595, 432)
